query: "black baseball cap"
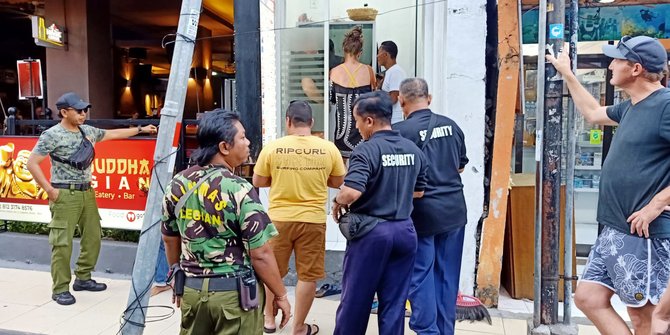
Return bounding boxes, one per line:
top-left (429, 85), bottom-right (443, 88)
top-left (55, 92), bottom-right (92, 110)
top-left (602, 36), bottom-right (668, 73)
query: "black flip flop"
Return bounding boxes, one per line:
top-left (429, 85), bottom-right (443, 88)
top-left (305, 324), bottom-right (319, 335)
top-left (315, 284), bottom-right (331, 298)
top-left (263, 326), bottom-right (276, 333)
top-left (324, 284), bottom-right (341, 297)
top-left (316, 284), bottom-right (341, 298)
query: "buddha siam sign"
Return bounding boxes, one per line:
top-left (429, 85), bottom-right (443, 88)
top-left (0, 137), bottom-right (157, 230)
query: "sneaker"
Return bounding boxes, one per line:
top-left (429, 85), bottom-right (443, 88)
top-left (52, 291), bottom-right (76, 305)
top-left (73, 279), bottom-right (107, 292)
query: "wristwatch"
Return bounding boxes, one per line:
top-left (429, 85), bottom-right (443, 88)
top-left (137, 125), bottom-right (142, 134)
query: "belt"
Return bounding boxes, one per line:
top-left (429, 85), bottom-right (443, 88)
top-left (51, 182), bottom-right (91, 191)
top-left (185, 276), bottom-right (238, 292)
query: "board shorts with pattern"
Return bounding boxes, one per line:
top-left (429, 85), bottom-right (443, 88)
top-left (581, 226), bottom-right (670, 306)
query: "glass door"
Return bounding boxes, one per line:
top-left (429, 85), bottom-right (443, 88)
top-left (276, 1), bottom-right (328, 138)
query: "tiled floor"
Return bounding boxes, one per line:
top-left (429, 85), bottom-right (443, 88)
top-left (0, 263), bottom-right (612, 334)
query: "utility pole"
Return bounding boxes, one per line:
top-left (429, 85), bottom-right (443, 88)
top-left (531, 0), bottom-right (576, 334)
top-left (540, 0), bottom-right (565, 325)
top-left (120, 0), bottom-right (202, 334)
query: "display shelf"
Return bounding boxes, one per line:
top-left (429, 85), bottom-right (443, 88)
top-left (575, 188), bottom-right (599, 193)
top-left (577, 141), bottom-right (601, 148)
top-left (575, 165), bottom-right (601, 170)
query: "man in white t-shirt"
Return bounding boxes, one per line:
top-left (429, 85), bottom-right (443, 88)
top-left (377, 41), bottom-right (407, 124)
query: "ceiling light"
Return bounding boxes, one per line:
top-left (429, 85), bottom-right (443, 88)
top-left (212, 71), bottom-right (219, 76)
top-left (596, 0), bottom-right (615, 3)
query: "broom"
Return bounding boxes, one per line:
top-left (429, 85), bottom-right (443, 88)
top-left (456, 292), bottom-right (492, 324)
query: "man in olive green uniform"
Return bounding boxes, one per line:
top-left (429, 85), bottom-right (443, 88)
top-left (162, 109), bottom-right (291, 335)
top-left (27, 92), bottom-right (157, 305)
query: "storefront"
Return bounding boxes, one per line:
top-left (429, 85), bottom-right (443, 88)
top-left (516, 3), bottom-right (670, 254)
top-left (0, 0), bottom-right (236, 122)
top-left (2, 0), bottom-right (489, 295)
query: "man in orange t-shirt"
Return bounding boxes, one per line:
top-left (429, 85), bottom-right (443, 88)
top-left (253, 100), bottom-right (345, 335)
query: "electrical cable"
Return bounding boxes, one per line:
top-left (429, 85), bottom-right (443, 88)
top-left (117, 144), bottom-right (181, 333)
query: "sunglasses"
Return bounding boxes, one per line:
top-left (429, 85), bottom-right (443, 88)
top-left (66, 107), bottom-right (89, 114)
top-left (618, 35), bottom-right (644, 67)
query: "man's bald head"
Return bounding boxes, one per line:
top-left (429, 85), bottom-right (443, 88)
top-left (399, 78), bottom-right (430, 103)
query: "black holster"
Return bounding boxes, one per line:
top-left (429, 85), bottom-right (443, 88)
top-left (170, 264), bottom-right (186, 297)
top-left (237, 270), bottom-right (259, 311)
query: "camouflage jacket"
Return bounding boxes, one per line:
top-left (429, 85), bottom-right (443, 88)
top-left (32, 124), bottom-right (106, 183)
top-left (161, 165), bottom-right (277, 277)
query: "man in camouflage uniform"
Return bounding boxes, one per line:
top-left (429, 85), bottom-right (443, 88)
top-left (162, 109), bottom-right (291, 334)
top-left (27, 92), bottom-right (157, 305)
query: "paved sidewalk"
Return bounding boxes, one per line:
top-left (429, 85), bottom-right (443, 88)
top-left (0, 263), bottom-right (605, 334)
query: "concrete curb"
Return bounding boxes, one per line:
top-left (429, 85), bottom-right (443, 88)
top-left (0, 330), bottom-right (43, 335)
top-left (0, 232), bottom-right (137, 275)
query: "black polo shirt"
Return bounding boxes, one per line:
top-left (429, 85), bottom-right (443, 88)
top-left (393, 109), bottom-right (468, 236)
top-left (344, 130), bottom-right (427, 221)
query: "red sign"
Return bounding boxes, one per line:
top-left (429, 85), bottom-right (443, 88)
top-left (0, 136), bottom-right (156, 230)
top-left (16, 60), bottom-right (43, 99)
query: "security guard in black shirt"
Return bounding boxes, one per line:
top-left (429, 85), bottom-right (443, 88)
top-left (394, 77), bottom-right (468, 335)
top-left (332, 91), bottom-right (427, 335)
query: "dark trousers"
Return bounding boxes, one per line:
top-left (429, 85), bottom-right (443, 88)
top-left (334, 218), bottom-right (417, 335)
top-left (408, 226), bottom-right (465, 335)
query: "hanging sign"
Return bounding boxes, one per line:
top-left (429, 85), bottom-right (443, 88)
top-left (16, 59), bottom-right (43, 100)
top-left (31, 16), bottom-right (67, 49)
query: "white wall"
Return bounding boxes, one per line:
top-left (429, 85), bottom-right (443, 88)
top-left (422, 0), bottom-right (487, 295)
top-left (260, 0), bottom-right (277, 144)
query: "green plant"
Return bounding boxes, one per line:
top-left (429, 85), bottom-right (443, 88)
top-left (102, 228), bottom-right (140, 242)
top-left (2, 220), bottom-right (140, 243)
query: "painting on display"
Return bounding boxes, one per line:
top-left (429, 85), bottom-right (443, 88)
top-left (522, 4), bottom-right (670, 44)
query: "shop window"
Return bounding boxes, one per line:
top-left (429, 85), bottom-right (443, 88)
top-left (271, 0), bottom-right (422, 142)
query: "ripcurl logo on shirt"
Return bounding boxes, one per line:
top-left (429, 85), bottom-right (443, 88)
top-left (419, 125), bottom-right (453, 142)
top-left (275, 148), bottom-right (326, 155)
top-left (381, 153), bottom-right (415, 167)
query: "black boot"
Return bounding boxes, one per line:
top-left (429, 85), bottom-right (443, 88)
top-left (73, 279), bottom-right (107, 292)
top-left (52, 291), bottom-right (76, 305)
